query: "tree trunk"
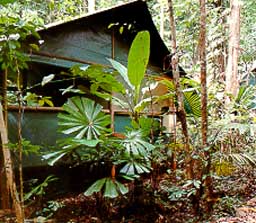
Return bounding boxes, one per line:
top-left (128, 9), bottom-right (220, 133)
top-left (167, 0), bottom-right (192, 179)
top-left (0, 69), bottom-right (10, 209)
top-left (198, 0), bottom-right (214, 214)
top-left (0, 103), bottom-right (24, 222)
top-left (225, 0), bottom-right (241, 99)
top-left (158, 0), bottom-right (165, 39)
top-left (218, 0), bottom-right (226, 80)
top-left (199, 0), bottom-right (207, 150)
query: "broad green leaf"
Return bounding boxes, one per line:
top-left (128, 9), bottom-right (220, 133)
top-left (127, 31), bottom-right (150, 88)
top-left (134, 97), bottom-right (152, 113)
top-left (184, 91), bottom-right (201, 117)
top-left (112, 96), bottom-right (129, 109)
top-left (84, 178), bottom-right (106, 196)
top-left (42, 150), bottom-right (68, 166)
top-left (104, 178), bottom-right (118, 198)
top-left (115, 181), bottom-right (128, 195)
top-left (120, 163), bottom-right (131, 174)
top-left (29, 43), bottom-right (39, 52)
top-left (126, 163), bottom-right (135, 175)
top-left (119, 26), bottom-right (124, 34)
top-left (134, 163), bottom-right (145, 174)
top-left (72, 139), bottom-right (101, 147)
top-left (107, 58), bottom-right (133, 90)
top-left (44, 98), bottom-right (54, 107)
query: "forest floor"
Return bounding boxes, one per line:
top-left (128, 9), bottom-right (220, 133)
top-left (0, 169), bottom-right (256, 223)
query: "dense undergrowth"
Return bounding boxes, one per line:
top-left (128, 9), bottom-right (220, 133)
top-left (1, 167), bottom-right (254, 223)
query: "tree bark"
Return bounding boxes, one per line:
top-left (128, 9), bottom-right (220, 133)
top-left (225, 0), bottom-right (241, 99)
top-left (199, 0), bottom-right (207, 147)
top-left (158, 0), bottom-right (165, 39)
top-left (0, 103), bottom-right (24, 222)
top-left (0, 69), bottom-right (10, 209)
top-left (198, 0), bottom-right (214, 214)
top-left (167, 0), bottom-right (192, 179)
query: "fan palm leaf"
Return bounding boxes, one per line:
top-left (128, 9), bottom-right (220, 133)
top-left (58, 96), bottom-right (111, 140)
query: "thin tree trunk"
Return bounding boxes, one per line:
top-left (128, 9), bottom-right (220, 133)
top-left (159, 0), bottom-right (165, 39)
top-left (199, 0), bottom-right (207, 148)
top-left (0, 69), bottom-right (10, 209)
top-left (225, 0), bottom-right (241, 99)
top-left (16, 59), bottom-right (26, 219)
top-left (0, 103), bottom-right (24, 222)
top-left (218, 0), bottom-right (226, 80)
top-left (167, 0), bottom-right (192, 179)
top-left (198, 0), bottom-right (214, 214)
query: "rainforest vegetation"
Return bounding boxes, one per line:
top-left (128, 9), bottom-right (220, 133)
top-left (0, 0), bottom-right (255, 222)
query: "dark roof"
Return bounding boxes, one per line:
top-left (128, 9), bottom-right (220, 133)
top-left (29, 0), bottom-right (169, 72)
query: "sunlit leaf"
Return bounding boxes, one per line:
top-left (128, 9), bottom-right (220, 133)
top-left (127, 31), bottom-right (150, 88)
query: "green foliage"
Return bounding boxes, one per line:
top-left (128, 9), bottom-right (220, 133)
top-left (183, 91), bottom-right (201, 117)
top-left (0, 0), bottom-right (16, 5)
top-left (241, 0), bottom-right (256, 64)
top-left (127, 31), bottom-right (150, 101)
top-left (24, 175), bottom-right (58, 201)
top-left (158, 77), bottom-right (201, 117)
top-left (24, 92), bottom-right (54, 107)
top-left (40, 200), bottom-right (65, 219)
top-left (114, 129), bottom-right (154, 178)
top-left (234, 85), bottom-right (256, 112)
top-left (168, 180), bottom-right (201, 201)
top-left (107, 58), bottom-right (133, 90)
top-left (58, 96), bottom-right (111, 139)
top-left (68, 64), bottom-right (125, 100)
top-left (207, 84), bottom-right (256, 174)
top-left (8, 139), bottom-right (41, 156)
top-left (119, 159), bottom-right (151, 177)
top-left (84, 177), bottom-right (128, 198)
top-left (0, 14), bottom-right (40, 77)
top-left (120, 130), bottom-right (154, 157)
top-left (108, 31), bottom-right (152, 119)
top-left (42, 138), bottom-right (101, 166)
